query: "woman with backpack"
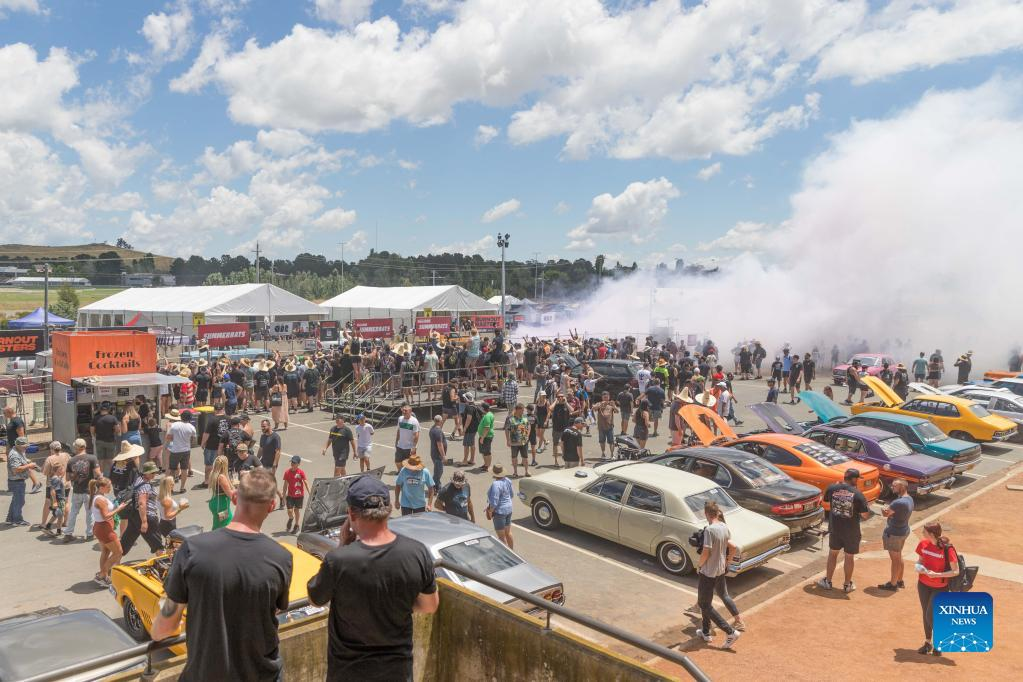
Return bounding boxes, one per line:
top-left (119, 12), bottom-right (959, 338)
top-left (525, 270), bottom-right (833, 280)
top-left (915, 522), bottom-right (961, 656)
top-left (207, 455), bottom-right (235, 530)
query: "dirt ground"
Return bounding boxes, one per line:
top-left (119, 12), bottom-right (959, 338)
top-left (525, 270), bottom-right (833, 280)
top-left (932, 472), bottom-right (1023, 566)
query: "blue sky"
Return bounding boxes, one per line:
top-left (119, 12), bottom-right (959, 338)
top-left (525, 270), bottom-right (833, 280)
top-left (1, 0), bottom-right (1021, 267)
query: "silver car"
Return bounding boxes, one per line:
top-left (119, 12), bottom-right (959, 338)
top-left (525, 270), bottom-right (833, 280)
top-left (296, 474), bottom-right (564, 612)
top-left (938, 384), bottom-right (1023, 430)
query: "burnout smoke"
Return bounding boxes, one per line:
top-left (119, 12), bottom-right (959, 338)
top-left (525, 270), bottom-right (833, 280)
top-left (526, 77), bottom-right (1023, 371)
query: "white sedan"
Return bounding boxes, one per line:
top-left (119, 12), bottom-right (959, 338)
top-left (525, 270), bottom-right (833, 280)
top-left (518, 461), bottom-right (791, 576)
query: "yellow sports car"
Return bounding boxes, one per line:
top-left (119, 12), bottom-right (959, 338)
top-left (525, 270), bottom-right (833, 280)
top-left (110, 525), bottom-right (323, 648)
top-left (852, 376), bottom-right (1017, 443)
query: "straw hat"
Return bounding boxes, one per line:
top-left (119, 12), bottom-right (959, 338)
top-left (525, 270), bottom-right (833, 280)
top-left (258, 360), bottom-right (276, 371)
top-left (284, 361), bottom-right (296, 371)
top-left (113, 440), bottom-right (145, 462)
top-left (164, 409), bottom-right (182, 421)
top-left (197, 358), bottom-right (209, 368)
top-left (393, 341), bottom-right (412, 355)
top-left (694, 392), bottom-right (717, 408)
top-left (240, 358), bottom-right (252, 367)
top-left (179, 367), bottom-right (192, 378)
top-left (304, 358), bottom-right (315, 369)
top-left (197, 340), bottom-right (210, 352)
top-left (402, 454), bottom-right (425, 471)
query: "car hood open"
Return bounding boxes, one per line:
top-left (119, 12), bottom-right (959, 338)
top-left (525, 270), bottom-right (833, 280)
top-left (860, 376), bottom-right (902, 407)
top-left (798, 391), bottom-right (849, 423)
top-left (749, 402), bottom-right (806, 435)
top-left (677, 404), bottom-right (737, 446)
top-left (301, 467), bottom-right (385, 533)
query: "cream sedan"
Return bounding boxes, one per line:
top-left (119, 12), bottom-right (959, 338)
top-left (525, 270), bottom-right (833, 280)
top-left (518, 461), bottom-right (791, 576)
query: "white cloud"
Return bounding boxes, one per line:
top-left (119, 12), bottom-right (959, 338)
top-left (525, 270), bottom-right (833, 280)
top-left (256, 129), bottom-right (314, 156)
top-left (314, 0), bottom-right (374, 27)
top-left (816, 0), bottom-right (1023, 84)
top-left (427, 234), bottom-right (495, 256)
top-left (553, 200), bottom-right (570, 215)
top-left (474, 124), bottom-right (499, 147)
top-left (142, 4), bottom-right (194, 62)
top-left (0, 0), bottom-right (41, 18)
top-left (397, 158), bottom-right (420, 170)
top-left (312, 206), bottom-right (358, 230)
top-left (84, 192), bottom-right (145, 211)
top-left (169, 32), bottom-right (229, 92)
top-left (568, 178), bottom-right (679, 247)
top-left (358, 154), bottom-right (383, 168)
top-left (696, 162), bottom-right (721, 181)
top-left (481, 198), bottom-right (520, 223)
top-left (697, 221), bottom-right (775, 252)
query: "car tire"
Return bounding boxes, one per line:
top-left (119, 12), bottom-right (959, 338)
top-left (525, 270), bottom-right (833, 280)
top-left (531, 499), bottom-right (560, 530)
top-left (657, 541), bottom-right (693, 575)
top-left (833, 379), bottom-right (844, 386)
top-left (950, 431), bottom-right (976, 443)
top-left (122, 598), bottom-right (150, 642)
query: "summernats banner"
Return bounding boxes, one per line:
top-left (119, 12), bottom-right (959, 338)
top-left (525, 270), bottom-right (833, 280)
top-left (415, 316), bottom-right (451, 336)
top-left (472, 314), bottom-right (504, 331)
top-left (354, 318), bottom-right (393, 339)
top-left (319, 321), bottom-right (339, 342)
top-left (0, 329), bottom-right (45, 358)
top-left (197, 323), bottom-right (250, 348)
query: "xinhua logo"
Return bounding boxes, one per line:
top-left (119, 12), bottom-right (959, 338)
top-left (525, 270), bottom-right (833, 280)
top-left (932, 592), bottom-right (993, 653)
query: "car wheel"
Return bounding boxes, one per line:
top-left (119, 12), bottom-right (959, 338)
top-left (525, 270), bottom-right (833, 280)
top-left (950, 431), bottom-right (976, 443)
top-left (658, 541), bottom-right (693, 575)
top-left (833, 379), bottom-right (844, 386)
top-left (531, 499), bottom-right (560, 530)
top-left (122, 598), bottom-right (150, 642)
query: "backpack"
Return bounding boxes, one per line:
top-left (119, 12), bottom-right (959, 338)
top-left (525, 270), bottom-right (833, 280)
top-left (216, 417), bottom-right (230, 444)
top-left (70, 456), bottom-right (91, 486)
top-left (226, 428), bottom-right (244, 456)
top-left (944, 545), bottom-right (978, 592)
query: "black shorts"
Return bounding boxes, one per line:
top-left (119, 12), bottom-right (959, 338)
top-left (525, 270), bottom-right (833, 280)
top-left (828, 530), bottom-right (861, 554)
top-left (510, 444), bottom-right (528, 460)
top-left (395, 446), bottom-right (411, 463)
top-left (169, 451), bottom-right (190, 470)
top-left (286, 496), bottom-right (303, 510)
top-left (333, 451), bottom-right (350, 467)
top-left (479, 437), bottom-right (493, 456)
top-left (255, 388), bottom-right (268, 400)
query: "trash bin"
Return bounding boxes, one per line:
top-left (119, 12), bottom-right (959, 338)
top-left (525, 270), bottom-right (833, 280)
top-left (193, 405), bottom-right (214, 438)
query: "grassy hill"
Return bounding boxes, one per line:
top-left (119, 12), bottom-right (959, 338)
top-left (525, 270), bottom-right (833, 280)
top-left (0, 243), bottom-right (175, 271)
top-left (0, 287), bottom-right (123, 316)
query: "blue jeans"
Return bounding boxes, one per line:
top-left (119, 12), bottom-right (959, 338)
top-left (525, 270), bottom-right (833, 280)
top-left (63, 491), bottom-right (93, 538)
top-left (5, 479), bottom-right (26, 523)
top-left (431, 455), bottom-right (444, 488)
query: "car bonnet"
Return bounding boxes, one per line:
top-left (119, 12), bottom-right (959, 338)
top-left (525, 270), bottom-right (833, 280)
top-left (860, 376), bottom-right (902, 406)
top-left (749, 402), bottom-right (805, 435)
top-left (798, 391), bottom-right (848, 423)
top-left (678, 404), bottom-right (737, 445)
top-left (301, 467), bottom-right (386, 533)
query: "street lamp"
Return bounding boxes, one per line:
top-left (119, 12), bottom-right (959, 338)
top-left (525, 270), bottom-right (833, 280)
top-left (34, 263), bottom-right (51, 350)
top-left (497, 233), bottom-right (510, 323)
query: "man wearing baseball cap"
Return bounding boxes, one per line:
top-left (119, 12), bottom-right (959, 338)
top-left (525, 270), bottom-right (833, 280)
top-left (560, 417), bottom-right (586, 469)
top-left (307, 475), bottom-right (438, 680)
top-left (817, 468), bottom-right (871, 593)
top-left (4, 436), bottom-right (38, 526)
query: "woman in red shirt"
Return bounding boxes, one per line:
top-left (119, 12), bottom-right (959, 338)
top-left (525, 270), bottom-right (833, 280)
top-left (915, 522), bottom-right (960, 656)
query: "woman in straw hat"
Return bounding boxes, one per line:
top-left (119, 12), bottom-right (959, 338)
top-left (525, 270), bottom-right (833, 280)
top-left (110, 440), bottom-right (144, 499)
top-left (270, 374), bottom-right (288, 430)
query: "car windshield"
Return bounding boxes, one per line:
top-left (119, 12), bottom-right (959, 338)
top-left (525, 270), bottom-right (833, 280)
top-left (438, 535), bottom-right (523, 576)
top-left (916, 422), bottom-right (948, 443)
top-left (968, 404), bottom-right (992, 419)
top-left (852, 355), bottom-right (879, 366)
top-left (878, 437), bottom-right (914, 458)
top-left (733, 458), bottom-right (789, 488)
top-left (794, 442), bottom-right (849, 465)
top-left (684, 487), bottom-right (739, 515)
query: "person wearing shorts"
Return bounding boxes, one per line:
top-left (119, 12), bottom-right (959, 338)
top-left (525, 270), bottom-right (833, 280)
top-left (355, 414), bottom-right (375, 472)
top-left (322, 416), bottom-right (354, 477)
top-left (504, 403), bottom-right (530, 478)
top-left (476, 403), bottom-right (495, 472)
top-left (817, 469), bottom-right (871, 593)
top-left (486, 465), bottom-right (515, 548)
top-left (281, 456), bottom-right (309, 534)
top-left (878, 479), bottom-right (913, 591)
top-left (164, 411), bottom-right (196, 494)
top-left (594, 392), bottom-right (618, 458)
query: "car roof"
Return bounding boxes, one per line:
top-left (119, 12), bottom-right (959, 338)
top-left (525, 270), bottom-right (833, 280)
top-left (993, 377), bottom-right (1023, 386)
top-left (848, 412), bottom-right (928, 426)
top-left (953, 387), bottom-right (1014, 397)
top-left (906, 394), bottom-right (976, 408)
top-left (661, 446), bottom-right (762, 464)
top-left (598, 461), bottom-right (718, 494)
top-left (739, 432), bottom-right (810, 446)
top-left (816, 423), bottom-right (896, 440)
top-left (389, 511), bottom-right (489, 548)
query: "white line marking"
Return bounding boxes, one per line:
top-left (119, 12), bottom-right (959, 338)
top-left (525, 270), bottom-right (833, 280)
top-left (980, 455), bottom-right (1008, 462)
top-left (514, 524), bottom-right (697, 596)
top-left (772, 557), bottom-right (803, 569)
top-left (283, 422), bottom-right (395, 449)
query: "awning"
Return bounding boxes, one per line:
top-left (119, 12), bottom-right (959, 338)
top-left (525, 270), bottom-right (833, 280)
top-left (71, 373), bottom-right (191, 388)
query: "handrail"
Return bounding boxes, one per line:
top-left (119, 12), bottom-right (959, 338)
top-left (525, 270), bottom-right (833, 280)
top-left (18, 558), bottom-right (708, 682)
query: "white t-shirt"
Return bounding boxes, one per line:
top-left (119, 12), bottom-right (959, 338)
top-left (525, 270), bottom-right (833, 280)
top-left (167, 421), bottom-right (196, 453)
top-left (355, 423), bottom-right (375, 449)
top-left (637, 368), bottom-right (652, 392)
top-left (717, 390), bottom-right (732, 416)
top-left (396, 415), bottom-right (420, 449)
top-left (92, 494), bottom-right (114, 525)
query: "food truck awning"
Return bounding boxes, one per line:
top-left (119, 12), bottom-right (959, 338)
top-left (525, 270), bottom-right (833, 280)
top-left (71, 373), bottom-right (190, 388)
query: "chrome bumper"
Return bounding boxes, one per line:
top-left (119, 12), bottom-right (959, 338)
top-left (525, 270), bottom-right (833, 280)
top-left (728, 542), bottom-right (790, 575)
top-left (914, 476), bottom-right (956, 495)
top-left (991, 429), bottom-right (1017, 442)
top-left (953, 458), bottom-right (979, 474)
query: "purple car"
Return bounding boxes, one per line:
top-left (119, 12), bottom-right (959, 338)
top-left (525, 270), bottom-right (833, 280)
top-left (801, 423), bottom-right (955, 497)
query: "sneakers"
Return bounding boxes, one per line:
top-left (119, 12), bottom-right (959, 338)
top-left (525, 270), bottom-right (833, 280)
top-left (917, 642), bottom-right (933, 655)
top-left (877, 582), bottom-right (898, 591)
top-left (723, 630), bottom-right (742, 649)
top-left (896, 580), bottom-right (905, 588)
top-left (30, 483), bottom-right (42, 494)
top-left (816, 578), bottom-right (833, 590)
top-left (695, 628), bottom-right (713, 644)
top-left (285, 519), bottom-right (293, 533)
top-left (843, 581), bottom-right (856, 593)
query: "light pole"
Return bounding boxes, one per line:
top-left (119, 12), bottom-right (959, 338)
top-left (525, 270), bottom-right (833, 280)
top-left (35, 263), bottom-right (51, 350)
top-left (497, 233), bottom-right (510, 323)
top-left (339, 240), bottom-right (350, 292)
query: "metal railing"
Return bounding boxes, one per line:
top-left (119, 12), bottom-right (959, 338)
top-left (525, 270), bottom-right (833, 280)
top-left (20, 559), bottom-right (708, 682)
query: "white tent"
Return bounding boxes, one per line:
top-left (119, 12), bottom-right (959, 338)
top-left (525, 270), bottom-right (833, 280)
top-left (487, 294), bottom-right (523, 306)
top-left (78, 283), bottom-right (325, 335)
top-left (320, 285), bottom-right (496, 329)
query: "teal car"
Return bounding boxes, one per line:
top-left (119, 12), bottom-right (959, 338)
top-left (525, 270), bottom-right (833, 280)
top-left (839, 412), bottom-right (981, 475)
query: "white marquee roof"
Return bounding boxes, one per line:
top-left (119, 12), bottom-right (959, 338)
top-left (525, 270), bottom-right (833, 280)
top-left (487, 294), bottom-right (523, 306)
top-left (80, 283), bottom-right (324, 317)
top-left (320, 285), bottom-right (496, 312)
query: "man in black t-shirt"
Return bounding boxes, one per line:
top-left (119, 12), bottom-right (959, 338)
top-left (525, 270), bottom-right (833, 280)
top-left (91, 403), bottom-right (120, 474)
top-left (323, 416), bottom-right (355, 477)
top-left (200, 405), bottom-right (229, 487)
top-left (561, 418), bottom-right (585, 468)
top-left (307, 476), bottom-right (438, 681)
top-left (817, 469), bottom-right (871, 593)
top-left (154, 470), bottom-right (292, 682)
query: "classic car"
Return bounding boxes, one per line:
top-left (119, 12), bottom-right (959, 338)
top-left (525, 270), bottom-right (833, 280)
top-left (852, 376), bottom-right (1017, 443)
top-left (987, 377), bottom-right (1023, 397)
top-left (934, 384), bottom-right (1023, 430)
top-left (836, 411), bottom-right (982, 474)
top-left (518, 461), bottom-right (791, 576)
top-left (296, 474), bottom-right (565, 612)
top-left (737, 402), bottom-right (883, 507)
top-left (645, 447), bottom-right (825, 534)
top-left (569, 359), bottom-right (643, 395)
top-left (0, 607), bottom-right (146, 682)
top-left (832, 353), bottom-right (896, 385)
top-left (110, 525), bottom-right (324, 644)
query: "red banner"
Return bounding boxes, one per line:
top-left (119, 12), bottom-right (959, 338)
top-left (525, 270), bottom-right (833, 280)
top-left (354, 318), bottom-right (393, 339)
top-left (473, 314), bottom-right (504, 331)
top-left (415, 316), bottom-right (451, 336)
top-left (197, 323), bottom-right (250, 348)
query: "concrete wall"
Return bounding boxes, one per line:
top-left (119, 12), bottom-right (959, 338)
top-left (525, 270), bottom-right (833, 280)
top-left (111, 580), bottom-right (677, 682)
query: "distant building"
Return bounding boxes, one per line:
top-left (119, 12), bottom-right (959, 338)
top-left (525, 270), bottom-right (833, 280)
top-left (0, 266), bottom-right (29, 283)
top-left (121, 272), bottom-right (176, 287)
top-left (6, 276), bottom-right (90, 288)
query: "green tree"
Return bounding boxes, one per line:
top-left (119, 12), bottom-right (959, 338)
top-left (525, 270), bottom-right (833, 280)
top-left (51, 284), bottom-right (80, 320)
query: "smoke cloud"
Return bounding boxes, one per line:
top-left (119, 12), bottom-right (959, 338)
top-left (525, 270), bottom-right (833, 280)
top-left (527, 76), bottom-right (1023, 371)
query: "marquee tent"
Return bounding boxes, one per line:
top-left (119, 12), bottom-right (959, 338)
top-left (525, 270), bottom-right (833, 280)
top-left (320, 285), bottom-right (496, 331)
top-left (8, 307), bottom-right (76, 329)
top-left (487, 294), bottom-right (524, 306)
top-left (78, 283), bottom-right (325, 335)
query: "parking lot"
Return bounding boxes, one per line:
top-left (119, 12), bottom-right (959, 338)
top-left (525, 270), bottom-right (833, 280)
top-left (2, 377), bottom-right (1022, 670)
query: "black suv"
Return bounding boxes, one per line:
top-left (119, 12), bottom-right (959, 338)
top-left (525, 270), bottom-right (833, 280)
top-left (569, 360), bottom-right (642, 395)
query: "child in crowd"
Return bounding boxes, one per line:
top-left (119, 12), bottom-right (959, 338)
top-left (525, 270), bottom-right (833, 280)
top-left (44, 465), bottom-right (67, 537)
top-left (766, 379), bottom-right (779, 404)
top-left (282, 455), bottom-right (310, 535)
